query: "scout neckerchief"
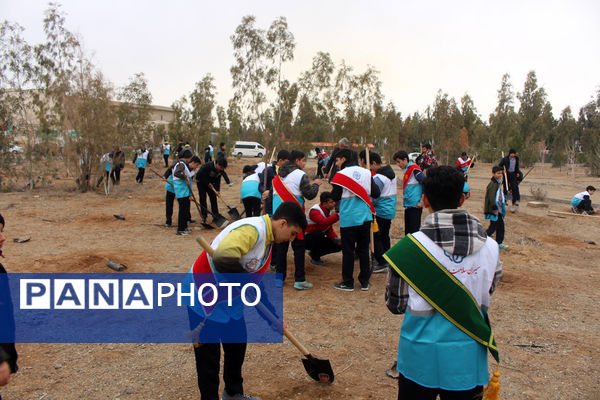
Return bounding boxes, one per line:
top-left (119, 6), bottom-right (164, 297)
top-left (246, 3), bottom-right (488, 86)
top-left (383, 233), bottom-right (499, 363)
top-left (272, 174), bottom-right (305, 239)
top-left (403, 163), bottom-right (422, 190)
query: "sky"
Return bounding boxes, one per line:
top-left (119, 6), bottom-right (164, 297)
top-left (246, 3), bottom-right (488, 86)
top-left (3, 0), bottom-right (600, 121)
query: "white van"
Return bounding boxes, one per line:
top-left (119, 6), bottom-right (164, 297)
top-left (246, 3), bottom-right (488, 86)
top-left (231, 141), bottom-right (266, 158)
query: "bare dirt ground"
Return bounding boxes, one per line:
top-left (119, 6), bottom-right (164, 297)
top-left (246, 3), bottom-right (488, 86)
top-left (1, 158), bottom-right (599, 400)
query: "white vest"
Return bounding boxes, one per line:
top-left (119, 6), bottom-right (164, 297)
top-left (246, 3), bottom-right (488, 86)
top-left (374, 173), bottom-right (397, 198)
top-left (275, 168), bottom-right (305, 197)
top-left (336, 166), bottom-right (372, 199)
top-left (209, 216), bottom-right (271, 272)
top-left (306, 203), bottom-right (327, 226)
top-left (242, 172), bottom-right (260, 184)
top-left (137, 150), bottom-right (149, 160)
top-left (406, 231), bottom-right (499, 315)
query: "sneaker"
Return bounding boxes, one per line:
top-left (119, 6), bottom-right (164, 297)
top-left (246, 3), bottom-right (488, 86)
top-left (176, 230), bottom-right (190, 236)
top-left (333, 282), bottom-right (354, 292)
top-left (293, 281), bottom-right (313, 290)
top-left (165, 223), bottom-right (172, 228)
top-left (222, 392), bottom-right (262, 400)
top-left (360, 282), bottom-right (370, 291)
top-left (498, 243), bottom-right (509, 250)
top-left (373, 263), bottom-right (389, 273)
top-left (310, 258), bottom-right (324, 266)
top-left (584, 210), bottom-right (595, 215)
top-left (189, 219), bottom-right (196, 224)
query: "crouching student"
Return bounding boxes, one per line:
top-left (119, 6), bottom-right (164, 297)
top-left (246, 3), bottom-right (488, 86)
top-left (331, 149), bottom-right (380, 291)
top-left (272, 150), bottom-right (322, 290)
top-left (187, 201), bottom-right (307, 400)
top-left (485, 166), bottom-right (508, 249)
top-left (304, 191), bottom-right (342, 266)
top-left (384, 166), bottom-right (502, 400)
top-left (241, 165), bottom-right (262, 217)
top-left (571, 186), bottom-right (596, 215)
top-left (173, 150), bottom-right (200, 235)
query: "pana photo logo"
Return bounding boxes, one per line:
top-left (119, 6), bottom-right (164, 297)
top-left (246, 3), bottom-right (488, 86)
top-left (20, 277), bottom-right (262, 310)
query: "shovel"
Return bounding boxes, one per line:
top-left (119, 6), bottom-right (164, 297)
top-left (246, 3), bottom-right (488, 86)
top-left (209, 184), bottom-right (241, 220)
top-left (195, 235), bottom-right (334, 383)
top-left (501, 151), bottom-right (513, 202)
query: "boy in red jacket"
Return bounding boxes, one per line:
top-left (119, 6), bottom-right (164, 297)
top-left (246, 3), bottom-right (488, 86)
top-left (304, 192), bottom-right (342, 266)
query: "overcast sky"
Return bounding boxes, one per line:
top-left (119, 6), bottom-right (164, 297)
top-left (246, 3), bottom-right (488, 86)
top-left (3, 0), bottom-right (599, 121)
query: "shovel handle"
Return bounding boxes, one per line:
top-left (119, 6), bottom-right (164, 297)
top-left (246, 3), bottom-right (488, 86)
top-left (209, 184), bottom-right (231, 208)
top-left (195, 234), bottom-right (310, 358)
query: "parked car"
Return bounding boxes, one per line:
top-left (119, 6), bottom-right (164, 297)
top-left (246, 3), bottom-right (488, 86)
top-left (231, 141), bottom-right (266, 158)
top-left (6, 144), bottom-right (23, 154)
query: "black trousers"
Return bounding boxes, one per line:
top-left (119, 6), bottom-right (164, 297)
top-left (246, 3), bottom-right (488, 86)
top-left (274, 238), bottom-right (306, 282)
top-left (163, 154), bottom-right (169, 167)
top-left (340, 222), bottom-right (371, 287)
top-left (165, 190), bottom-right (175, 225)
top-left (110, 167), bottom-right (121, 185)
top-left (404, 207), bottom-right (422, 235)
top-left (135, 167), bottom-right (145, 183)
top-left (189, 310), bottom-right (247, 400)
top-left (304, 231), bottom-right (341, 260)
top-left (397, 372), bottom-right (483, 400)
top-left (242, 196), bottom-right (261, 217)
top-left (374, 216), bottom-right (392, 264)
top-left (316, 163), bottom-right (324, 178)
top-left (507, 172), bottom-right (520, 205)
top-left (177, 196), bottom-right (191, 231)
top-left (486, 214), bottom-right (505, 244)
top-left (197, 183), bottom-right (219, 220)
top-left (576, 198), bottom-right (593, 212)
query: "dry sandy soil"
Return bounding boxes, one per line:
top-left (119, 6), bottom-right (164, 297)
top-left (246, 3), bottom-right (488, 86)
top-left (1, 158), bottom-right (599, 400)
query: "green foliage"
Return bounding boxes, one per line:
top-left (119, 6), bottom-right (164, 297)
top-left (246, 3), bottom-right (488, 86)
top-left (579, 90), bottom-right (600, 176)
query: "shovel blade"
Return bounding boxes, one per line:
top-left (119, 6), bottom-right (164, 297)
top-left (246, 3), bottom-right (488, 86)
top-left (201, 223), bottom-right (215, 230)
top-left (301, 354), bottom-right (334, 383)
top-left (227, 207), bottom-right (241, 220)
top-left (213, 215), bottom-right (229, 228)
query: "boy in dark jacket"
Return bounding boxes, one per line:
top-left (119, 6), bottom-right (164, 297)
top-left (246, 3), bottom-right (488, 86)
top-left (499, 149), bottom-right (522, 209)
top-left (196, 158), bottom-right (231, 223)
top-left (485, 166), bottom-right (508, 249)
top-left (258, 150), bottom-right (290, 216)
top-left (0, 213), bottom-right (18, 393)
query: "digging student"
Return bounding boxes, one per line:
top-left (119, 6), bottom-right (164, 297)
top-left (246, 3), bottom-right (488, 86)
top-left (240, 165), bottom-right (262, 217)
top-left (163, 156), bottom-right (201, 228)
top-left (0, 213), bottom-right (19, 397)
top-left (304, 191), bottom-right (342, 266)
top-left (484, 166), bottom-right (508, 250)
top-left (361, 150), bottom-right (397, 273)
top-left (173, 150), bottom-right (200, 236)
top-left (195, 157), bottom-right (231, 225)
top-left (186, 201), bottom-right (307, 400)
top-left (330, 148), bottom-right (380, 291)
top-left (394, 150), bottom-right (426, 235)
top-left (384, 166), bottom-right (502, 400)
top-left (271, 150), bottom-right (322, 290)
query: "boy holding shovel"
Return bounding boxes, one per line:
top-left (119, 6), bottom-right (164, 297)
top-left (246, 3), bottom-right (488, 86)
top-left (187, 201), bottom-right (306, 400)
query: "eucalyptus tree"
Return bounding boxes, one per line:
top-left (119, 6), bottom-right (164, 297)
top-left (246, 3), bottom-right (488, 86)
top-left (116, 72), bottom-right (152, 148)
top-left (578, 90), bottom-right (600, 176)
top-left (189, 74), bottom-right (217, 148)
top-left (488, 73), bottom-right (519, 160)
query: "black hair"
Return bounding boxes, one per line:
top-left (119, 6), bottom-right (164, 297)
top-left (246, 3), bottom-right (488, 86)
top-left (336, 148), bottom-right (353, 162)
top-left (272, 201), bottom-right (307, 230)
top-left (359, 150), bottom-right (382, 165)
top-left (290, 150), bottom-right (305, 162)
top-left (179, 149), bottom-right (193, 159)
top-left (216, 157), bottom-right (228, 168)
top-left (242, 165), bottom-right (257, 174)
top-left (393, 150), bottom-right (408, 161)
top-left (423, 143), bottom-right (432, 150)
top-left (189, 155), bottom-right (202, 164)
top-left (492, 165), bottom-right (503, 173)
top-left (277, 150), bottom-right (291, 161)
top-left (586, 185), bottom-right (596, 192)
top-left (461, 152), bottom-right (467, 157)
top-left (219, 142), bottom-right (225, 147)
top-left (422, 166), bottom-right (465, 211)
top-left (509, 148), bottom-right (516, 155)
top-left (320, 191), bottom-right (334, 203)
top-left (0, 212), bottom-right (4, 228)
top-left (315, 147), bottom-right (321, 153)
